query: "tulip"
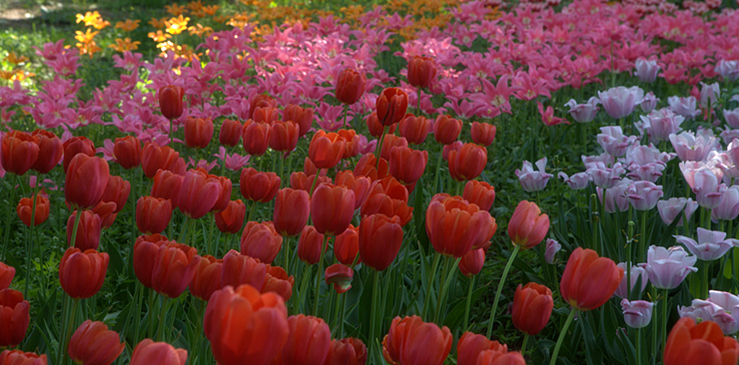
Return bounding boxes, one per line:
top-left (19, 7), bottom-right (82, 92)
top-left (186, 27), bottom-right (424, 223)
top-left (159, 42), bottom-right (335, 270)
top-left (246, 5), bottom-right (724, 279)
top-left (297, 226), bottom-right (326, 265)
top-left (221, 250), bottom-right (267, 291)
top-left (724, 108), bottom-right (739, 129)
top-left (16, 194), bottom-right (50, 227)
top-left (335, 68), bottom-right (366, 105)
top-left (240, 221), bottom-right (282, 264)
top-left (62, 136), bottom-right (95, 172)
top-left (262, 265), bottom-right (294, 300)
top-left (68, 320), bottom-right (125, 365)
top-left (281, 315), bottom-right (331, 365)
top-left (67, 210), bottom-right (102, 251)
top-left (564, 98), bottom-right (600, 123)
top-left (561, 248), bottom-right (624, 311)
top-left (91, 202), bottom-right (117, 230)
top-left (379, 134), bottom-right (408, 161)
top-left (284, 104), bottom-right (314, 137)
top-left (448, 143), bottom-right (487, 181)
top-left (215, 200), bottom-right (246, 234)
top-left (151, 242), bottom-right (201, 298)
top-left (334, 225), bottom-right (360, 266)
top-left (635, 58), bottom-right (661, 83)
top-left (407, 56), bottom-right (436, 89)
top-left (640, 108), bottom-right (684, 142)
top-left (671, 131), bottom-right (718, 162)
top-left (476, 350), bottom-right (526, 365)
top-left (382, 316), bottom-right (452, 365)
top-left (456, 332), bottom-right (508, 365)
top-left (178, 169), bottom-right (221, 219)
top-left (189, 255), bottom-right (223, 301)
top-left (219, 119), bottom-right (242, 147)
top-left (376, 88), bottom-right (408, 126)
top-left (325, 264), bottom-right (353, 294)
top-left (159, 85), bottom-right (184, 120)
top-left (240, 167), bottom-right (281, 203)
top-left (597, 86), bottom-right (644, 119)
top-left (273, 188), bottom-right (311, 236)
top-left (65, 154), bottom-right (110, 210)
top-left (508, 201), bottom-right (549, 249)
top-left (366, 113), bottom-right (394, 138)
top-left (679, 290), bottom-right (739, 335)
top-left (31, 129), bottom-right (63, 174)
top-left (620, 299), bottom-right (654, 329)
top-left (359, 214), bottom-right (404, 271)
top-left (664, 318), bottom-right (739, 365)
top-left (311, 184), bottom-right (355, 236)
top-left (270, 120), bottom-right (300, 152)
top-left (253, 107), bottom-right (280, 125)
top-left (597, 178), bottom-right (632, 213)
top-left (716, 60), bottom-right (739, 81)
top-left (398, 114), bottom-right (431, 145)
top-left (692, 168), bottom-right (726, 209)
top-left (150, 169), bottom-right (184, 208)
top-left (545, 238), bottom-right (561, 264)
top-left (462, 180), bottom-right (495, 211)
top-left (0, 289), bottom-right (30, 347)
top-left (130, 339), bottom-right (187, 365)
top-left (208, 174), bottom-right (232, 213)
top-left (614, 263), bottom-right (649, 298)
top-left (59, 248), bottom-right (109, 299)
top-left (700, 82), bottom-right (721, 109)
top-left (626, 180), bottom-right (664, 211)
top-left (204, 285), bottom-right (289, 365)
top-left (458, 248), bottom-right (485, 277)
top-left (641, 92), bottom-right (659, 113)
top-left (713, 186), bottom-right (739, 222)
top-left (470, 121), bottom-right (496, 146)
top-left (511, 283), bottom-right (553, 336)
top-left (243, 120), bottom-right (271, 156)
top-left (387, 146), bottom-right (427, 185)
top-left (642, 245), bottom-right (698, 289)
top-left (324, 338), bottom-right (367, 365)
top-left (290, 172), bottom-right (332, 193)
top-left (101, 175), bottom-right (130, 214)
top-left (675, 228), bottom-right (739, 261)
top-left (250, 94), bottom-right (277, 118)
top-left (426, 196), bottom-right (495, 257)
top-left (657, 197), bottom-right (698, 226)
top-left (113, 136), bottom-right (142, 169)
top-left (597, 126), bottom-right (637, 157)
top-left (184, 117), bottom-right (213, 149)
top-left (434, 115), bottom-right (462, 145)
top-left (309, 131), bottom-right (345, 170)
top-left (335, 171), bottom-right (371, 209)
top-left (360, 178), bottom-right (414, 227)
top-left (338, 130), bottom-right (360, 159)
top-left (0, 263), bottom-right (14, 290)
top-left (133, 235), bottom-right (170, 288)
top-left (136, 197), bottom-right (173, 235)
top-left (354, 153), bottom-right (389, 181)
top-left (0, 350), bottom-right (46, 365)
top-left (141, 143), bottom-right (185, 179)
top-left (515, 158), bottom-right (553, 192)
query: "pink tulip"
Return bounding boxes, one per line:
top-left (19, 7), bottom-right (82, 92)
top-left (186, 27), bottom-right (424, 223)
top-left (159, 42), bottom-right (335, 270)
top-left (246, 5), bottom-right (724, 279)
top-left (515, 158), bottom-right (553, 192)
top-left (626, 181), bottom-right (663, 211)
top-left (675, 228), bottom-right (739, 261)
top-left (668, 96), bottom-right (700, 119)
top-left (635, 58), bottom-right (660, 83)
top-left (640, 108), bottom-right (684, 142)
top-left (621, 299), bottom-right (654, 328)
top-left (614, 263), bottom-right (648, 298)
top-left (558, 172), bottom-right (591, 190)
top-left (597, 86), bottom-right (644, 119)
top-left (641, 246), bottom-right (697, 289)
top-left (597, 127), bottom-right (637, 157)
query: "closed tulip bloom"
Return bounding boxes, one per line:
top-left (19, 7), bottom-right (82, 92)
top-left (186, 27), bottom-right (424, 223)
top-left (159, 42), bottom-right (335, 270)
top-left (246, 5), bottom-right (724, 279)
top-left (130, 339), bottom-right (187, 365)
top-left (270, 121), bottom-right (300, 152)
top-left (434, 115), bottom-right (463, 145)
top-left (325, 264), bottom-right (353, 294)
top-left (335, 68), bottom-right (366, 105)
top-left (221, 250), bottom-right (267, 291)
top-left (159, 85), bottom-right (185, 120)
top-left (634, 58), bottom-right (661, 83)
top-left (366, 113), bottom-right (395, 138)
top-left (290, 172), bottom-right (332, 193)
top-left (240, 168), bottom-right (281, 203)
top-left (91, 202), bottom-right (117, 230)
top-left (0, 263), bottom-right (14, 290)
top-left (136, 196), bottom-right (173, 235)
top-left (113, 136), bottom-right (142, 169)
top-left (376, 88), bottom-right (409, 126)
top-left (101, 175), bottom-right (130, 214)
top-left (508, 201), bottom-right (549, 249)
top-left (458, 248), bottom-right (485, 277)
top-left (597, 86), bottom-right (644, 120)
top-left (273, 188), bottom-right (310, 237)
top-left (382, 316), bottom-right (452, 365)
top-left (242, 120), bottom-right (271, 156)
top-left (262, 265), bottom-right (294, 300)
top-left (324, 338), bottom-right (367, 365)
top-left (713, 185), bottom-right (739, 222)
top-left (426, 195), bottom-right (495, 257)
top-left (298, 226), bottom-right (326, 265)
top-left (448, 143), bottom-right (487, 181)
top-left (334, 225), bottom-right (360, 266)
top-left (1, 131), bottom-right (39, 176)
top-left (407, 56), bottom-right (437, 89)
top-left (59, 247), bottom-right (109, 299)
top-left (67, 210), bottom-right (102, 251)
top-left (471, 122), bottom-right (497, 146)
top-left (545, 238), bottom-right (561, 264)
top-left (561, 248), bottom-right (624, 311)
top-left (16, 194), bottom-right (50, 227)
top-left (620, 299), bottom-right (654, 329)
top-left (398, 114), bottom-right (430, 145)
top-left (476, 350), bottom-right (526, 365)
top-left (240, 221), bottom-right (283, 264)
top-left (207, 174), bottom-right (232, 213)
top-left (335, 171), bottom-right (371, 209)
top-left (31, 129), bottom-right (63, 174)
top-left (626, 181), bottom-right (664, 211)
top-left (68, 320), bottom-right (125, 365)
top-left (338, 129), bottom-right (360, 159)
top-left (178, 169), bottom-right (221, 219)
top-left (359, 214), bottom-right (404, 271)
top-left (309, 131), bottom-right (346, 170)
top-left (133, 235), bottom-right (169, 288)
top-left (151, 169), bottom-right (184, 208)
top-left (642, 245), bottom-right (698, 289)
top-left (511, 283), bottom-right (553, 336)
top-left (284, 104), bottom-right (314, 138)
top-left (184, 117), bottom-right (213, 149)
top-left (360, 178), bottom-right (414, 227)
top-left (281, 315), bottom-right (331, 365)
top-left (62, 136), bottom-right (95, 172)
top-left (204, 285), bottom-right (288, 365)
top-left (457, 332), bottom-right (508, 365)
top-left (354, 153), bottom-right (389, 182)
top-left (250, 94), bottom-right (278, 119)
top-left (0, 350), bottom-right (46, 365)
top-left (463, 180), bottom-right (495, 211)
top-left (253, 107), bottom-right (280, 125)
top-left (614, 263), bottom-right (649, 298)
top-left (215, 200), bottom-right (246, 234)
top-left (311, 184), bottom-right (355, 236)
top-left (0, 289), bottom-right (29, 348)
top-left (65, 154), bottom-right (110, 210)
top-left (141, 143), bottom-right (185, 179)
top-left (151, 242), bottom-right (201, 298)
top-left (664, 318), bottom-right (739, 365)
top-left (389, 146), bottom-right (427, 185)
top-left (219, 119), bottom-right (242, 147)
top-left (189, 255), bottom-right (223, 301)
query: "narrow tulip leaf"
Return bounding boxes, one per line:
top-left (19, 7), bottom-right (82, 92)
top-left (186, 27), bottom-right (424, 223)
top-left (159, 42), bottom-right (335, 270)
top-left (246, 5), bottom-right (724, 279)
top-left (441, 284), bottom-right (488, 329)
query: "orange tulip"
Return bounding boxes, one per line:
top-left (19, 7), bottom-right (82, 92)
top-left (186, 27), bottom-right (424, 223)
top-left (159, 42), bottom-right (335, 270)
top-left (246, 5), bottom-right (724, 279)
top-left (358, 214), bottom-right (403, 271)
top-left (204, 285), bottom-right (288, 365)
top-left (376, 88), bottom-right (408, 126)
top-left (463, 180), bottom-right (495, 211)
top-left (262, 265), bottom-right (294, 300)
top-left (101, 175), bottom-right (130, 214)
top-left (284, 104), bottom-right (314, 138)
top-left (664, 317), bottom-right (739, 365)
top-left (189, 255), bottom-right (223, 301)
top-left (511, 282), bottom-right (553, 336)
top-left (459, 248), bottom-right (485, 277)
top-left (133, 235), bottom-right (169, 288)
top-left (366, 112), bottom-right (396, 138)
top-left (253, 106), bottom-right (280, 125)
top-left (16, 193), bottom-right (50, 227)
top-left (151, 242), bottom-right (201, 298)
top-left (282, 315), bottom-right (331, 365)
top-left (68, 320), bottom-right (125, 365)
top-left (67, 210), bottom-right (102, 250)
top-left (221, 250), bottom-right (267, 291)
top-left (407, 56), bottom-right (437, 89)
top-left (382, 316), bottom-right (452, 365)
top-left (325, 263), bottom-right (353, 294)
top-left (0, 262), bottom-right (14, 290)
top-left (130, 339), bottom-right (187, 365)
top-left (290, 172), bottom-right (332, 193)
top-left (335, 68), bottom-right (366, 105)
top-left (250, 94), bottom-right (277, 119)
top-left (354, 153), bottom-right (388, 181)
top-left (150, 169), bottom-right (184, 208)
top-left (309, 131), bottom-right (345, 170)
top-left (240, 221), bottom-right (282, 264)
top-left (219, 119), bottom-right (242, 147)
top-left (297, 226), bottom-right (326, 265)
top-left (389, 146), bottom-right (428, 185)
top-left (434, 115), bottom-right (462, 145)
top-left (136, 196), bottom-right (173, 235)
top-left (0, 289), bottom-right (29, 347)
top-left (240, 167), bottom-right (281, 203)
top-left (471, 121), bottom-right (496, 147)
top-left (1, 131), bottom-right (38, 176)
top-left (141, 143), bottom-right (185, 179)
top-left (426, 194), bottom-right (495, 257)
top-left (448, 143), bottom-right (487, 181)
top-left (59, 247), bottom-right (109, 299)
top-left (113, 135), bottom-right (142, 169)
top-left (456, 332), bottom-right (508, 365)
top-left (0, 350), bottom-right (45, 365)
top-left (398, 114), bottom-right (431, 145)
top-left (243, 120), bottom-right (271, 156)
top-left (379, 134), bottom-right (408, 161)
top-left (273, 188), bottom-right (310, 237)
top-left (560, 248), bottom-right (624, 311)
top-left (508, 200), bottom-right (549, 249)
top-left (31, 129), bottom-right (63, 174)
top-left (159, 85), bottom-right (185, 120)
top-left (270, 120), bottom-right (300, 152)
top-left (335, 171), bottom-right (371, 209)
top-left (334, 224), bottom-right (360, 266)
top-left (311, 184), bottom-right (355, 236)
top-left (177, 169), bottom-right (221, 219)
top-left (215, 200), bottom-right (246, 234)
top-left (62, 136), bottom-right (95, 172)
top-left (324, 338), bottom-right (367, 365)
top-left (184, 117), bottom-right (213, 149)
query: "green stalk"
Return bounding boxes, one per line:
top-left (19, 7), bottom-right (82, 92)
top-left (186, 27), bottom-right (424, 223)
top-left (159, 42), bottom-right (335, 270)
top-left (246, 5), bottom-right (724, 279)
top-left (423, 252), bottom-right (442, 319)
top-left (549, 308), bottom-right (577, 365)
top-left (148, 289), bottom-right (157, 338)
top-left (297, 264), bottom-right (313, 314)
top-left (24, 182), bottom-right (39, 298)
top-left (431, 149), bottom-right (443, 195)
top-left (487, 245), bottom-right (521, 338)
top-left (157, 296), bottom-right (170, 342)
top-left (636, 328), bottom-right (643, 365)
top-left (60, 299), bottom-right (80, 365)
top-left (640, 210), bottom-right (648, 263)
top-left (661, 289), bottom-right (669, 351)
top-left (417, 87), bottom-right (422, 115)
top-left (342, 104), bottom-right (349, 128)
top-left (463, 276), bottom-right (476, 332)
top-left (369, 269), bottom-right (382, 363)
top-left (246, 199), bottom-right (257, 222)
top-left (313, 235), bottom-right (328, 316)
top-left (702, 261), bottom-right (710, 300)
top-left (435, 257), bottom-right (462, 324)
top-left (374, 125), bottom-right (388, 171)
top-left (282, 236), bottom-right (291, 277)
top-left (332, 291), bottom-right (343, 334)
top-left (1, 174), bottom-right (19, 262)
top-left (521, 333), bottom-right (530, 356)
top-left (651, 287), bottom-right (658, 364)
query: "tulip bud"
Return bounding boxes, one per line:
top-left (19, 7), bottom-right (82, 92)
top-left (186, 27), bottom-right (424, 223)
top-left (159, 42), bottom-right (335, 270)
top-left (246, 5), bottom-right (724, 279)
top-left (309, 131), bottom-right (346, 170)
top-left (136, 196), bottom-right (173, 235)
top-left (262, 265), bottom-right (294, 301)
top-left (273, 188), bottom-right (310, 237)
top-left (68, 320), bottom-right (125, 365)
top-left (407, 56), bottom-right (437, 89)
top-left (242, 120), bottom-right (271, 156)
top-left (434, 115), bottom-right (462, 145)
top-left (297, 226), bottom-right (326, 265)
top-left (325, 264), bottom-right (353, 294)
top-left (366, 112), bottom-right (395, 138)
top-left (508, 201), bottom-right (549, 249)
top-left (324, 338), bottom-right (367, 365)
top-left (178, 169), bottom-right (221, 219)
top-left (620, 299), bottom-right (654, 329)
top-left (398, 114), bottom-right (431, 145)
top-left (471, 121), bottom-right (496, 146)
top-left (1, 131), bottom-right (39, 176)
top-left (101, 175), bottom-right (131, 214)
top-left (0, 350), bottom-right (45, 365)
top-left (59, 247), bottom-right (109, 299)
top-left (0, 262), bottom-right (15, 290)
top-left (359, 214), bottom-right (403, 271)
top-left (448, 143), bottom-right (487, 181)
top-left (459, 248), bottom-right (485, 277)
top-left (376, 88), bottom-right (409, 126)
top-left (215, 200), bottom-right (246, 234)
top-left (184, 117), bottom-right (214, 149)
top-left (189, 255), bottom-right (223, 302)
top-left (545, 238), bottom-right (561, 264)
top-left (113, 136), bottom-right (142, 169)
top-left (67, 210), bottom-right (102, 251)
top-left (16, 193), bottom-right (50, 227)
top-left (141, 143), bottom-right (185, 179)
top-left (250, 94), bottom-right (277, 119)
top-left (463, 180), bottom-right (495, 211)
top-left (240, 221), bottom-right (282, 264)
top-left (62, 136), bottom-right (95, 173)
top-left (335, 68), bottom-right (366, 105)
top-left (159, 85), bottom-right (185, 120)
top-left (270, 120), bottom-right (300, 152)
top-left (664, 318), bottom-right (739, 365)
top-left (511, 283), bottom-right (554, 335)
top-left (311, 184), bottom-right (355, 236)
top-left (219, 119), bottom-right (242, 147)
top-left (151, 242), bottom-right (201, 298)
top-left (334, 225), bottom-right (360, 266)
top-left (151, 169), bottom-right (184, 208)
top-left (561, 248), bottom-right (624, 311)
top-left (31, 129), bottom-right (63, 174)
top-left (284, 104), bottom-right (314, 138)
top-left (240, 168), bottom-right (281, 203)
top-left (221, 250), bottom-right (267, 291)
top-left (382, 316), bottom-right (451, 365)
top-left (65, 154), bottom-right (110, 210)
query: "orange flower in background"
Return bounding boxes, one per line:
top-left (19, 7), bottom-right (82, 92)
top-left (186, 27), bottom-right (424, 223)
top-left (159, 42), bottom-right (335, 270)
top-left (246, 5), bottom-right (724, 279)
top-left (4, 52), bottom-right (29, 65)
top-left (560, 248), bottom-right (624, 311)
top-left (59, 247), bottom-right (109, 299)
top-left (76, 11), bottom-right (110, 29)
top-left (165, 15), bottom-right (190, 35)
top-left (188, 24), bottom-right (214, 37)
top-left (382, 316), bottom-right (452, 365)
top-left (149, 17), bottom-right (167, 29)
top-left (115, 19), bottom-right (141, 31)
top-left (511, 282), bottom-right (554, 336)
top-left (130, 339), bottom-right (187, 365)
top-left (109, 38), bottom-right (141, 52)
top-left (187, 0), bottom-right (204, 11)
top-left (68, 320), bottom-right (125, 365)
top-left (148, 30), bottom-right (172, 43)
top-left (165, 3), bottom-right (188, 16)
top-left (202, 5), bottom-right (220, 16)
top-left (0, 289), bottom-right (29, 348)
top-left (75, 28), bottom-right (99, 44)
top-left (664, 318), bottom-right (739, 365)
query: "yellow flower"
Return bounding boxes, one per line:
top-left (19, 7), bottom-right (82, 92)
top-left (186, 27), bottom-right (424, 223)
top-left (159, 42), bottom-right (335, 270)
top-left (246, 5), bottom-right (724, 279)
top-left (148, 30), bottom-right (172, 43)
top-left (165, 3), bottom-right (188, 16)
top-left (76, 11), bottom-right (111, 30)
top-left (165, 15), bottom-right (190, 35)
top-left (75, 28), bottom-right (100, 44)
top-left (115, 19), bottom-right (141, 31)
top-left (109, 38), bottom-right (141, 52)
top-left (5, 52), bottom-right (29, 65)
top-left (149, 17), bottom-right (167, 29)
top-left (188, 24), bottom-right (214, 37)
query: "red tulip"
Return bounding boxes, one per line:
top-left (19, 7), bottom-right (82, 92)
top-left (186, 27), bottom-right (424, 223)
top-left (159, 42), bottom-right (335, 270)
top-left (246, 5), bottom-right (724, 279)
top-left (284, 104), bottom-right (314, 138)
top-left (141, 143), bottom-right (185, 179)
top-left (297, 226), bottom-right (326, 265)
top-left (262, 265), bottom-right (294, 301)
top-left (463, 180), bottom-right (495, 211)
top-left (664, 318), bottom-right (739, 365)
top-left (16, 193), bottom-right (50, 227)
top-left (0, 262), bottom-right (14, 290)
top-left (325, 264), bottom-right (353, 294)
top-left (448, 143), bottom-right (487, 181)
top-left (273, 188), bottom-right (311, 237)
top-left (151, 242), bottom-right (201, 298)
top-left (442, 141), bottom-right (462, 161)
top-left (376, 88), bottom-right (408, 126)
top-left (282, 315), bottom-right (331, 365)
top-left (243, 120), bottom-right (271, 156)
top-left (407, 56), bottom-right (437, 89)
top-left (0, 289), bottom-right (29, 347)
top-left (270, 120), bottom-right (300, 152)
top-left (398, 114), bottom-right (431, 145)
top-left (459, 248), bottom-right (485, 277)
top-left (309, 131), bottom-right (345, 170)
top-left (366, 113), bottom-right (396, 138)
top-left (389, 146), bottom-right (428, 185)
top-left (130, 339), bottom-right (187, 365)
top-left (178, 169), bottom-right (221, 219)
top-left (136, 196), bottom-right (173, 235)
top-left (240, 167), bottom-right (281, 203)
top-left (457, 332), bottom-right (508, 365)
top-left (426, 194), bottom-right (496, 257)
top-left (511, 282), bottom-right (553, 336)
top-left (91, 201), bottom-right (117, 229)
top-left (219, 119), bottom-right (242, 147)
top-left (221, 250), bottom-right (267, 291)
top-left (150, 169), bottom-right (184, 208)
top-left (476, 350), bottom-right (526, 365)
top-left (31, 129), bottom-right (63, 174)
top-left (303, 157), bottom-right (323, 177)
top-left (189, 255), bottom-right (223, 301)
top-left (358, 214), bottom-right (403, 271)
top-left (335, 68), bottom-right (366, 105)
top-left (334, 224), bottom-right (360, 266)
top-left (101, 175), bottom-right (130, 214)
top-left (471, 121), bottom-right (496, 146)
top-left (159, 85), bottom-right (185, 120)
top-left (0, 350), bottom-right (45, 365)
top-left (382, 316), bottom-right (452, 365)
top-left (208, 174), bottom-right (232, 213)
top-left (250, 94), bottom-right (277, 119)
top-left (290, 172), bottom-right (332, 193)
top-left (67, 210), bottom-right (102, 251)
top-left (335, 171), bottom-right (371, 210)
top-left (434, 115), bottom-right (462, 145)
top-left (324, 338), bottom-right (367, 365)
top-left (240, 221), bottom-right (282, 264)
top-left (338, 129), bottom-right (360, 159)
top-left (560, 248), bottom-right (624, 311)
top-left (379, 134), bottom-right (408, 161)
top-left (253, 106), bottom-right (280, 125)
top-left (113, 136), bottom-right (142, 169)
top-left (68, 320), bottom-right (125, 365)
top-left (215, 200), bottom-right (246, 234)
top-left (62, 136), bottom-right (95, 172)
top-left (204, 285), bottom-right (288, 365)
top-left (311, 184), bottom-right (355, 236)
top-left (59, 247), bottom-right (109, 299)
top-left (133, 235), bottom-right (170, 288)
top-left (65, 154), bottom-right (110, 210)
top-left (508, 201), bottom-right (549, 249)
top-left (185, 117), bottom-right (214, 149)
top-left (354, 153), bottom-right (388, 181)
top-left (360, 179), bottom-right (413, 227)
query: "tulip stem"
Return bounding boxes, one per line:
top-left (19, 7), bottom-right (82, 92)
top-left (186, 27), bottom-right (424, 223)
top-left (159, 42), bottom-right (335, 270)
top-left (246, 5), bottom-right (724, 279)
top-left (549, 308), bottom-right (576, 365)
top-left (463, 275), bottom-right (476, 332)
top-left (435, 256), bottom-right (461, 325)
top-left (297, 264), bottom-right (312, 314)
top-left (432, 149), bottom-right (443, 194)
top-left (521, 334), bottom-right (530, 356)
top-left (417, 87), bottom-right (422, 115)
top-left (1, 174), bottom-right (18, 262)
top-left (342, 104), bottom-right (349, 128)
top-left (374, 126), bottom-right (388, 171)
top-left (423, 252), bottom-right (442, 319)
top-left (69, 208), bottom-right (83, 249)
top-left (24, 183), bottom-right (39, 298)
top-left (60, 298), bottom-right (80, 365)
top-left (660, 288), bottom-right (669, 352)
top-left (487, 245), bottom-right (521, 338)
top-left (314, 235), bottom-right (329, 316)
top-left (369, 269), bottom-right (382, 363)
top-left (282, 236), bottom-right (291, 278)
top-left (640, 210), bottom-right (648, 262)
top-left (157, 296), bottom-right (170, 342)
top-left (636, 328), bottom-right (643, 365)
